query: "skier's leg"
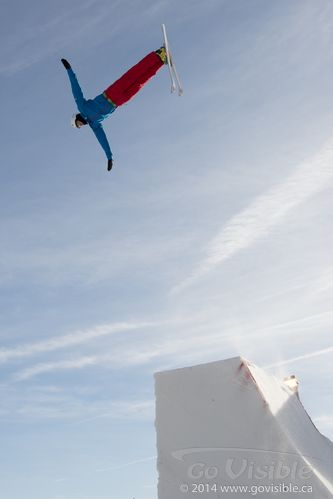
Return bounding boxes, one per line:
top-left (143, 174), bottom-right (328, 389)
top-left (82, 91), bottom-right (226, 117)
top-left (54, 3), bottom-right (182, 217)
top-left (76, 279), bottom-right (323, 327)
top-left (104, 51), bottom-right (165, 107)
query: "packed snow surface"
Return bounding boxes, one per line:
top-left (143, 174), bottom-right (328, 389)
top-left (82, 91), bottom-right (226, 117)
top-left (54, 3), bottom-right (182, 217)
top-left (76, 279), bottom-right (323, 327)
top-left (155, 357), bottom-right (333, 498)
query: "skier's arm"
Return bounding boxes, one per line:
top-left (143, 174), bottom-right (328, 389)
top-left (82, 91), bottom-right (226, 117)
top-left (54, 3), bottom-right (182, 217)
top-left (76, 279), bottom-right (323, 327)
top-left (90, 123), bottom-right (113, 162)
top-left (61, 60), bottom-right (85, 108)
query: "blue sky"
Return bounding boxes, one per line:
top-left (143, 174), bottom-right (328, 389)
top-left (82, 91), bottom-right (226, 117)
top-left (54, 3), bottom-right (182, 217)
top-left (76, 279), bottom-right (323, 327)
top-left (1, 0), bottom-right (333, 498)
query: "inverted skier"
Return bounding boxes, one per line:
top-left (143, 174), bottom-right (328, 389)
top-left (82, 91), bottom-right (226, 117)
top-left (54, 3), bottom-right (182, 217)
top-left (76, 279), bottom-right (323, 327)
top-left (61, 47), bottom-right (167, 172)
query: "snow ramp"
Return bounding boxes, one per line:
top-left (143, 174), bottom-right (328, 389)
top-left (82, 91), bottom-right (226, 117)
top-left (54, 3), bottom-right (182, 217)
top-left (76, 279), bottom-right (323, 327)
top-left (154, 357), bottom-right (333, 498)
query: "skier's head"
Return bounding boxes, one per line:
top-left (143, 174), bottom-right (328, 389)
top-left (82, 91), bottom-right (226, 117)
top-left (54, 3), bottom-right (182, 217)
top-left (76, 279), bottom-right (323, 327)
top-left (71, 113), bottom-right (87, 129)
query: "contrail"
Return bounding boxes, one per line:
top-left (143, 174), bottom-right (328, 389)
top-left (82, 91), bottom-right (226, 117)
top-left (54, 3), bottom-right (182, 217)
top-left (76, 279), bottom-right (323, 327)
top-left (0, 320), bottom-right (161, 364)
top-left (172, 137), bottom-right (333, 293)
top-left (265, 346), bottom-right (333, 368)
top-left (96, 455), bottom-right (156, 472)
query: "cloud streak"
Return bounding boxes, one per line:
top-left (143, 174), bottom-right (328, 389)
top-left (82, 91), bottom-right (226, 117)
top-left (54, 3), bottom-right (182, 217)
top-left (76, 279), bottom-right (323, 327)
top-left (12, 340), bottom-right (183, 381)
top-left (173, 137), bottom-right (333, 293)
top-left (11, 310), bottom-right (333, 381)
top-left (11, 330), bottom-right (218, 381)
top-left (96, 455), bottom-right (156, 472)
top-left (264, 346), bottom-right (333, 369)
top-left (0, 386), bottom-right (154, 422)
top-left (0, 0), bottom-right (123, 74)
top-left (0, 320), bottom-right (161, 364)
top-left (13, 356), bottom-right (100, 381)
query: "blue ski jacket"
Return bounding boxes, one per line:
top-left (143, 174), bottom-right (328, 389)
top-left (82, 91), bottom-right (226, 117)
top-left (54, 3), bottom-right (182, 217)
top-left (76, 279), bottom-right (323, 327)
top-left (65, 67), bottom-right (116, 160)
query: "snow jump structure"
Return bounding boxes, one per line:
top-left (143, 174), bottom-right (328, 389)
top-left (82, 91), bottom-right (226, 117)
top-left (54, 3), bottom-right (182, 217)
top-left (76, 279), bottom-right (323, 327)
top-left (155, 357), bottom-right (333, 498)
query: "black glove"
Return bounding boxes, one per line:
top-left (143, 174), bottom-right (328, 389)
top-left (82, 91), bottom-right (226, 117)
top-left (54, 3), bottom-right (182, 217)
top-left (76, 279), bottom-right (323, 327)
top-left (107, 159), bottom-right (113, 172)
top-left (61, 58), bottom-right (71, 70)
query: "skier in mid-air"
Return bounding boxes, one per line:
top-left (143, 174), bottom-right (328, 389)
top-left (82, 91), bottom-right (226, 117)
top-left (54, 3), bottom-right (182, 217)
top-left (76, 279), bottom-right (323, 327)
top-left (61, 47), bottom-right (167, 172)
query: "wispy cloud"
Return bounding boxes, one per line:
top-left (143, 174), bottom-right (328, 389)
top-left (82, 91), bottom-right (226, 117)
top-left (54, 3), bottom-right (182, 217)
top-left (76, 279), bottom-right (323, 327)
top-left (264, 346), bottom-right (333, 369)
top-left (11, 341), bottom-right (180, 381)
top-left (13, 356), bottom-right (100, 381)
top-left (0, 386), bottom-right (154, 421)
top-left (256, 310), bottom-right (333, 335)
top-left (75, 400), bottom-right (154, 424)
top-left (96, 455), bottom-right (156, 472)
top-left (11, 330), bottom-right (218, 381)
top-left (0, 0), bottom-right (171, 75)
top-left (172, 137), bottom-right (333, 293)
top-left (0, 320), bottom-right (161, 364)
top-left (11, 310), bottom-right (333, 382)
top-left (0, 0), bottom-right (125, 74)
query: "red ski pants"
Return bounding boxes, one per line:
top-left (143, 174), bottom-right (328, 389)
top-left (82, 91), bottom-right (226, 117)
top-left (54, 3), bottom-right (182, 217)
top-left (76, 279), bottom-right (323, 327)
top-left (103, 51), bottom-right (163, 107)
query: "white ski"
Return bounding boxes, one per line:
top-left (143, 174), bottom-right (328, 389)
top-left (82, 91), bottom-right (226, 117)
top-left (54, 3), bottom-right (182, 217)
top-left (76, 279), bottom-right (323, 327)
top-left (161, 24), bottom-right (183, 96)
